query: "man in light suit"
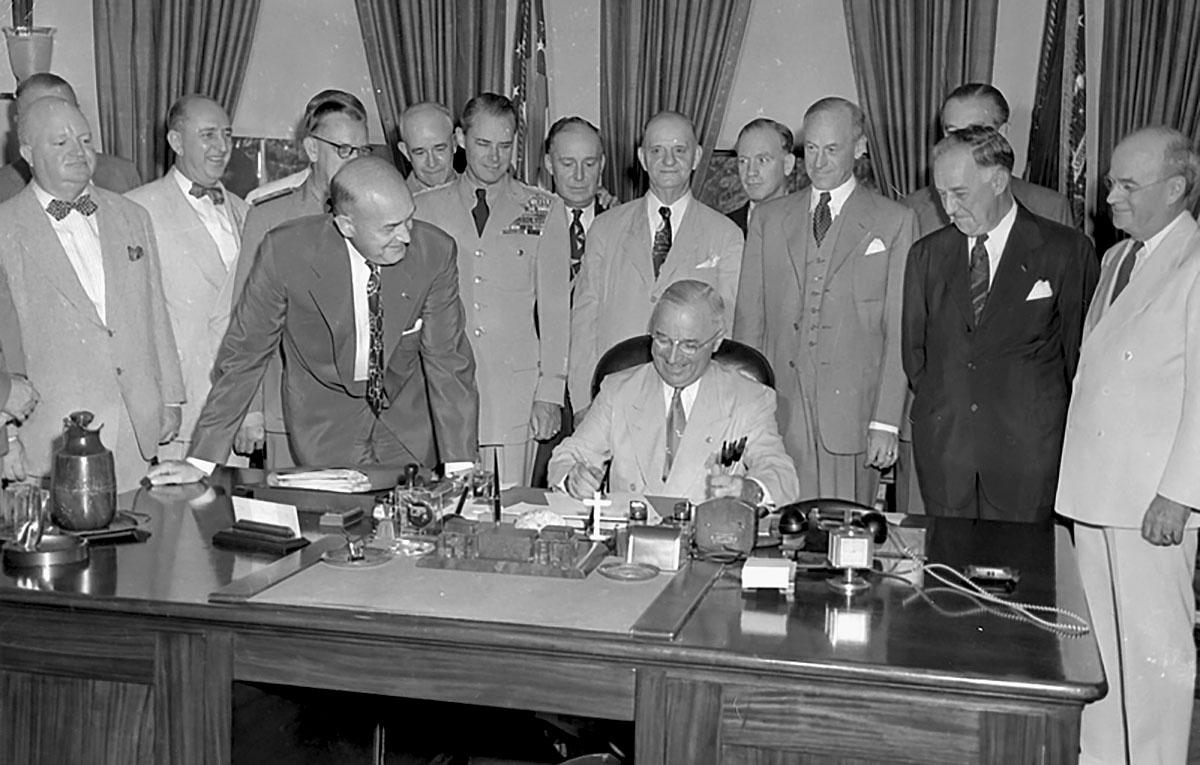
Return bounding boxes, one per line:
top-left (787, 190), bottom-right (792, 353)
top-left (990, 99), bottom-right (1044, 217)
top-left (0, 329), bottom-right (38, 480)
top-left (0, 97), bottom-right (183, 491)
top-left (414, 93), bottom-right (569, 486)
top-left (728, 118), bottom-right (796, 236)
top-left (735, 97), bottom-right (916, 506)
top-left (0, 73), bottom-right (141, 203)
top-left (146, 157), bottom-right (478, 484)
top-left (902, 126), bottom-right (1097, 523)
top-left (126, 95), bottom-right (248, 462)
top-left (398, 102), bottom-right (460, 194)
top-left (570, 111), bottom-right (743, 410)
top-left (901, 83), bottom-right (1075, 239)
top-left (232, 89), bottom-right (372, 467)
top-left (1056, 127), bottom-right (1200, 765)
top-left (550, 279), bottom-right (798, 506)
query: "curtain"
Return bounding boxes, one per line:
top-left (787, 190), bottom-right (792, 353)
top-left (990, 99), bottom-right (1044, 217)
top-left (843, 0), bottom-right (998, 200)
top-left (1095, 0), bottom-right (1200, 249)
top-left (354, 0), bottom-right (505, 164)
top-left (93, 0), bottom-right (261, 181)
top-left (1027, 0), bottom-right (1086, 229)
top-left (599, 0), bottom-right (752, 202)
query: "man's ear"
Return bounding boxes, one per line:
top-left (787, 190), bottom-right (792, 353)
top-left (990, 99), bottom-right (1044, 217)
top-left (542, 152), bottom-right (554, 182)
top-left (636, 146), bottom-right (647, 172)
top-left (997, 122), bottom-right (1011, 138)
top-left (397, 141), bottom-right (411, 162)
top-left (691, 146), bottom-right (703, 172)
top-left (333, 212), bottom-right (356, 240)
top-left (853, 133), bottom-right (868, 159)
top-left (1166, 175), bottom-right (1189, 207)
top-left (18, 144), bottom-right (32, 167)
top-left (455, 127), bottom-right (466, 151)
top-left (782, 153), bottom-right (797, 177)
top-left (166, 129), bottom-right (183, 158)
top-left (302, 136), bottom-right (319, 165)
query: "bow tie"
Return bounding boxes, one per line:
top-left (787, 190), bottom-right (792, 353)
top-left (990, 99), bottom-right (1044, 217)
top-left (45, 194), bottom-right (98, 221)
top-left (188, 182), bottom-right (225, 205)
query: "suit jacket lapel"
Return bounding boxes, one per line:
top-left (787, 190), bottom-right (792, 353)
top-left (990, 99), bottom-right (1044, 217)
top-left (166, 173), bottom-right (231, 288)
top-left (626, 365), bottom-right (662, 488)
top-left (657, 199), bottom-right (698, 285)
top-left (306, 221), bottom-right (357, 386)
top-left (16, 187), bottom-right (105, 329)
top-left (625, 195), bottom-right (654, 287)
top-left (380, 252), bottom-right (421, 364)
top-left (1092, 219), bottom-right (1200, 340)
top-left (665, 368), bottom-right (724, 493)
top-left (979, 207), bottom-right (1041, 328)
top-left (784, 188), bottom-right (812, 291)
top-left (827, 186), bottom-right (870, 279)
top-left (95, 194), bottom-right (130, 329)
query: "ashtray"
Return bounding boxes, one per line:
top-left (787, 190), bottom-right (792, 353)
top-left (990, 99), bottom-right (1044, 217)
top-left (321, 547), bottom-right (394, 569)
top-left (596, 561), bottom-right (660, 581)
top-left (3, 534), bottom-right (89, 568)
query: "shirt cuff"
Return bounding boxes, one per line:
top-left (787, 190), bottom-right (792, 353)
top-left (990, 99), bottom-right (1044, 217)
top-left (186, 457), bottom-right (217, 475)
top-left (868, 421), bottom-right (899, 435)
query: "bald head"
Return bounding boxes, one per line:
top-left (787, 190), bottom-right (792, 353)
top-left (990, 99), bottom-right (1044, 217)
top-left (15, 72), bottom-right (76, 113)
top-left (1107, 126), bottom-right (1200, 240)
top-left (166, 95), bottom-right (232, 186)
top-left (638, 111), bottom-right (700, 203)
top-left (18, 97), bottom-right (96, 198)
top-left (331, 157), bottom-right (416, 265)
top-left (398, 102), bottom-right (456, 189)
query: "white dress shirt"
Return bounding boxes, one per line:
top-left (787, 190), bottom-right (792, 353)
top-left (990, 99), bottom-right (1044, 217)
top-left (33, 182), bottom-right (106, 324)
top-left (1120, 210), bottom-right (1189, 291)
top-left (172, 167), bottom-right (239, 269)
top-left (967, 199), bottom-right (1018, 287)
top-left (346, 239), bottom-right (373, 382)
top-left (564, 202), bottom-right (597, 234)
top-left (645, 190), bottom-right (691, 250)
top-left (809, 175), bottom-right (857, 219)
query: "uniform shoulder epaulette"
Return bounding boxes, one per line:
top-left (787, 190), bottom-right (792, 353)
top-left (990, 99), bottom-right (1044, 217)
top-left (251, 185), bottom-right (298, 207)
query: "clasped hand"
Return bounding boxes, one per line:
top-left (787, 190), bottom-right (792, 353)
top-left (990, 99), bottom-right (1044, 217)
top-left (1141, 494), bottom-right (1194, 546)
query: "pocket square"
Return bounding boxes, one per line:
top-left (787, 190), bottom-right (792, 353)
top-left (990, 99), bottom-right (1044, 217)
top-left (864, 238), bottom-right (887, 255)
top-left (696, 254), bottom-right (721, 269)
top-left (401, 318), bottom-right (424, 336)
top-left (1026, 279), bottom-right (1053, 301)
top-left (127, 245), bottom-right (144, 262)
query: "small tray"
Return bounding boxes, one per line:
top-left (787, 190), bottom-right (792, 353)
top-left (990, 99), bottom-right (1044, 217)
top-left (597, 561), bottom-right (660, 581)
top-left (62, 512), bottom-right (150, 544)
top-left (321, 547), bottom-right (394, 569)
top-left (3, 534), bottom-right (89, 568)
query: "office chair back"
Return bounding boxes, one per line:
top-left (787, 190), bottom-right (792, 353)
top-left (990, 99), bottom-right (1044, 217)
top-left (589, 334), bottom-right (775, 399)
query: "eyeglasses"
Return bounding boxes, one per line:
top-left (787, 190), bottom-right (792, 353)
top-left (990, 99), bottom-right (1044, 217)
top-left (309, 133), bottom-right (373, 159)
top-left (651, 329), bottom-right (722, 357)
top-left (1103, 174), bottom-right (1177, 195)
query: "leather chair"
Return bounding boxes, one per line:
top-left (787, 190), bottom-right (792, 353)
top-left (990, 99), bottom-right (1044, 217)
top-left (589, 334), bottom-right (775, 400)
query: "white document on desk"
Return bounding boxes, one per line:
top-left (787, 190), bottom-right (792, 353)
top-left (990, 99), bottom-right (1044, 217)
top-left (232, 496), bottom-right (301, 537)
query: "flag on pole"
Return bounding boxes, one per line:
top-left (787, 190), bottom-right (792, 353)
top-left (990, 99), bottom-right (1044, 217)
top-left (512, 0), bottom-right (548, 187)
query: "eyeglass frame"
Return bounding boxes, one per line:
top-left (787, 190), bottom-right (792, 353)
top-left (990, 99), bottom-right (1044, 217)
top-left (650, 328), bottom-right (724, 358)
top-left (1102, 173), bottom-right (1180, 196)
top-left (308, 133), bottom-right (373, 160)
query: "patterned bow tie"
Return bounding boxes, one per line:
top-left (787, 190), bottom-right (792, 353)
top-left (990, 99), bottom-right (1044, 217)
top-left (188, 182), bottom-right (225, 205)
top-left (45, 194), bottom-right (98, 221)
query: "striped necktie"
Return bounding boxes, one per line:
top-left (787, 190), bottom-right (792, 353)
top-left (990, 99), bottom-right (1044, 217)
top-left (663, 387), bottom-right (686, 481)
top-left (813, 192), bottom-right (832, 246)
top-left (969, 233), bottom-right (990, 324)
top-left (652, 206), bottom-right (672, 278)
top-left (366, 262), bottom-right (386, 415)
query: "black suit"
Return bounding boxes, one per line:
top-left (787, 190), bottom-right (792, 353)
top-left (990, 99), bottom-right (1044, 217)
top-left (902, 204), bottom-right (1098, 522)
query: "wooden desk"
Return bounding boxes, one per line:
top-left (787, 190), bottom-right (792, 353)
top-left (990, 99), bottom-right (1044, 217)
top-left (0, 474), bottom-right (1103, 764)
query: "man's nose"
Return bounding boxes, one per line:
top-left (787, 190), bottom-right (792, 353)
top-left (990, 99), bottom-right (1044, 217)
top-left (423, 153), bottom-right (438, 169)
top-left (572, 164), bottom-right (585, 182)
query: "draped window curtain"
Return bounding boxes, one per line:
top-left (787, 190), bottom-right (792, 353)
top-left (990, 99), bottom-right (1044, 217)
top-left (93, 0), bottom-right (261, 182)
top-left (353, 0), bottom-right (505, 164)
top-left (599, 0), bottom-right (752, 202)
top-left (1094, 0), bottom-right (1200, 249)
top-left (842, 0), bottom-right (998, 200)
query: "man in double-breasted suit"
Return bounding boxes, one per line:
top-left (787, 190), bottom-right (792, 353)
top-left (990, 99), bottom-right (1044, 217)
top-left (0, 97), bottom-right (183, 491)
top-left (569, 111), bottom-right (743, 410)
top-left (145, 157), bottom-right (478, 484)
top-left (902, 126), bottom-right (1097, 523)
top-left (414, 93), bottom-right (569, 486)
top-left (735, 97), bottom-right (916, 505)
top-left (1057, 127), bottom-right (1200, 764)
top-left (126, 95), bottom-right (249, 461)
top-left (550, 280), bottom-right (798, 506)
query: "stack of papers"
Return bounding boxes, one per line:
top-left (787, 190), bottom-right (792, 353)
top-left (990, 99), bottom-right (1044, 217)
top-left (267, 469), bottom-right (373, 493)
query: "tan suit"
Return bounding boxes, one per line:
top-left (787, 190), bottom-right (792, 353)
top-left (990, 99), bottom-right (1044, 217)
top-left (1056, 213), bottom-right (1200, 763)
top-left (125, 171), bottom-right (248, 456)
top-left (0, 185), bottom-right (184, 490)
top-left (548, 362), bottom-right (799, 505)
top-left (414, 175), bottom-right (569, 484)
top-left (569, 195), bottom-right (743, 408)
top-left (734, 183), bottom-right (916, 504)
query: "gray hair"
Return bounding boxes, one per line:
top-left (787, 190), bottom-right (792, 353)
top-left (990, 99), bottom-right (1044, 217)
top-left (650, 279), bottom-right (725, 333)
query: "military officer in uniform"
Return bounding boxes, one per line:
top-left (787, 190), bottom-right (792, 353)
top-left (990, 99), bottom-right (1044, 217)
top-left (414, 93), bottom-right (570, 486)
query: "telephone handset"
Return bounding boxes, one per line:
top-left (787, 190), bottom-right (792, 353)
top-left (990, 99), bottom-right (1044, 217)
top-left (777, 498), bottom-right (888, 554)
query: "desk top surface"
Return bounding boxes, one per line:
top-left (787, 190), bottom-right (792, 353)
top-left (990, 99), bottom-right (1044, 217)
top-left (0, 470), bottom-right (1105, 702)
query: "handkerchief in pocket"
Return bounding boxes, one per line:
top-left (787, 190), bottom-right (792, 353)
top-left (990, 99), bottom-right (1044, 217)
top-left (401, 317), bottom-right (424, 336)
top-left (1026, 279), bottom-right (1053, 301)
top-left (696, 254), bottom-right (721, 269)
top-left (864, 238), bottom-right (887, 255)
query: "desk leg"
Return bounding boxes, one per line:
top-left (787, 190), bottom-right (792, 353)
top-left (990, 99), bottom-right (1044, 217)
top-left (635, 669), bottom-right (722, 764)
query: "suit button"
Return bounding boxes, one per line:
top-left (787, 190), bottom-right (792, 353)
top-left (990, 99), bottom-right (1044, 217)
top-left (629, 484), bottom-right (636, 491)
top-left (115, 367), bottom-right (123, 375)
top-left (474, 276), bottom-right (483, 283)
top-left (473, 328), bottom-right (485, 337)
top-left (970, 403), bottom-right (978, 412)
top-left (793, 322), bottom-right (800, 330)
top-left (1123, 351), bottom-right (1133, 361)
top-left (474, 250), bottom-right (483, 257)
top-left (107, 329), bottom-right (114, 338)
top-left (473, 302), bottom-right (481, 310)
top-left (967, 362), bottom-right (975, 370)
top-left (788, 360), bottom-right (796, 368)
top-left (1097, 429), bottom-right (1104, 437)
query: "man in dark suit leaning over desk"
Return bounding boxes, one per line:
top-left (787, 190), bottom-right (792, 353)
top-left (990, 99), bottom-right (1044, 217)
top-left (550, 279), bottom-right (799, 507)
top-left (902, 126), bottom-right (1097, 524)
top-left (146, 157), bottom-right (479, 484)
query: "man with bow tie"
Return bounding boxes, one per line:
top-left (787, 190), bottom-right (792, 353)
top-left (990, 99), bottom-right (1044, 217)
top-left (903, 126), bottom-right (1097, 523)
top-left (0, 96), bottom-right (183, 491)
top-left (126, 95), bottom-right (249, 462)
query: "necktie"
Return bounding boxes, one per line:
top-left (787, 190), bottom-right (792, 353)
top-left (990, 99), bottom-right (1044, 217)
top-left (1110, 240), bottom-right (1143, 305)
top-left (472, 188), bottom-right (489, 236)
top-left (969, 233), bottom-right (990, 324)
top-left (365, 262), bottom-right (386, 416)
top-left (663, 387), bottom-right (686, 481)
top-left (45, 194), bottom-right (97, 221)
top-left (813, 192), bottom-right (832, 246)
top-left (652, 206), bottom-right (672, 278)
top-left (569, 207), bottom-right (586, 280)
top-left (188, 182), bottom-right (225, 205)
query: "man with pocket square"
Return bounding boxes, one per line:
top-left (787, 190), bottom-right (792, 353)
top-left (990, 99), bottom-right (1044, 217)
top-left (902, 125), bottom-right (1097, 523)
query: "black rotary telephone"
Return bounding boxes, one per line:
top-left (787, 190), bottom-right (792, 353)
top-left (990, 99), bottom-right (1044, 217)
top-left (776, 498), bottom-right (888, 555)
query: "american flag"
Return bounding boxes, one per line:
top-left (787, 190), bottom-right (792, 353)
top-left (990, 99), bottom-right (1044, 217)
top-left (512, 0), bottom-right (548, 188)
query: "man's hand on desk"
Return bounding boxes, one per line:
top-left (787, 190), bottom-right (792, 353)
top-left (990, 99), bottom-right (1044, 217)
top-left (1141, 494), bottom-right (1194, 546)
top-left (565, 463), bottom-right (605, 499)
top-left (706, 474), bottom-right (764, 505)
top-left (2, 437), bottom-right (27, 482)
top-left (865, 428), bottom-right (898, 469)
top-left (145, 459), bottom-right (206, 486)
top-left (233, 412), bottom-right (265, 455)
top-left (2, 375), bottom-right (38, 422)
top-left (158, 405), bottom-right (182, 445)
top-left (530, 400), bottom-right (561, 440)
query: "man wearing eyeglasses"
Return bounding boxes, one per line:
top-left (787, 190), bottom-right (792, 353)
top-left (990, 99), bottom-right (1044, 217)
top-left (728, 118), bottom-right (796, 235)
top-left (126, 95), bottom-right (249, 462)
top-left (229, 90), bottom-right (372, 468)
top-left (1056, 126), bottom-right (1200, 764)
top-left (902, 125), bottom-right (1096, 524)
top-left (549, 279), bottom-right (797, 505)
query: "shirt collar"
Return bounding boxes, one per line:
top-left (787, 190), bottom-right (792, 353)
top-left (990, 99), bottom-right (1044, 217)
top-left (969, 197), bottom-right (1018, 252)
top-left (809, 175), bottom-right (857, 216)
top-left (1141, 210), bottom-right (1189, 257)
top-left (172, 165), bottom-right (224, 196)
top-left (32, 180), bottom-right (93, 207)
top-left (647, 189), bottom-right (691, 227)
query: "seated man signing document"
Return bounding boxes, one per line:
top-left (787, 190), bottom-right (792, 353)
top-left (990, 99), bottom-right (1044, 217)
top-left (549, 279), bottom-right (799, 506)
